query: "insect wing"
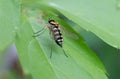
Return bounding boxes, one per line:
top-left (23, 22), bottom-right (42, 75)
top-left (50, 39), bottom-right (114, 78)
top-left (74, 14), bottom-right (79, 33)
top-left (59, 25), bottom-right (79, 40)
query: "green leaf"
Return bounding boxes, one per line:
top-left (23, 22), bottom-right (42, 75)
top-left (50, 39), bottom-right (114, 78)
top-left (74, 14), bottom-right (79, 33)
top-left (15, 14), bottom-right (34, 73)
top-left (40, 0), bottom-right (120, 49)
top-left (15, 8), bottom-right (107, 79)
top-left (0, 0), bottom-right (20, 51)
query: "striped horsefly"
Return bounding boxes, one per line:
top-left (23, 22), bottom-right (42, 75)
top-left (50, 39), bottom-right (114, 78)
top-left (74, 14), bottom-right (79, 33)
top-left (33, 19), bottom-right (68, 58)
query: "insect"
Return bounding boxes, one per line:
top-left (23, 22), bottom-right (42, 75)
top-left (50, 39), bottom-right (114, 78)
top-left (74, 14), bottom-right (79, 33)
top-left (33, 19), bottom-right (68, 58)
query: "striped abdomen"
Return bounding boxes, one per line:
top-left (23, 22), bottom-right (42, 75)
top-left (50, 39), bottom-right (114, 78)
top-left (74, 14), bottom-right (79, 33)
top-left (53, 26), bottom-right (63, 47)
top-left (48, 19), bottom-right (63, 47)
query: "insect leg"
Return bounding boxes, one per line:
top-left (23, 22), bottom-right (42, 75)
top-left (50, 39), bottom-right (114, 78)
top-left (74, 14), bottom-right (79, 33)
top-left (62, 48), bottom-right (68, 57)
top-left (49, 31), bottom-right (54, 58)
top-left (34, 26), bottom-right (47, 34)
top-left (50, 43), bottom-right (53, 58)
top-left (33, 26), bottom-right (47, 37)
